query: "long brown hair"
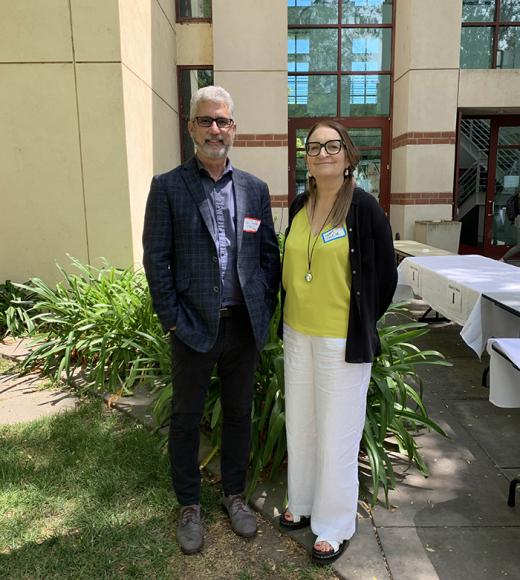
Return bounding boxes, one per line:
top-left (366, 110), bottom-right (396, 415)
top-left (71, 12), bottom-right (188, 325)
top-left (305, 120), bottom-right (360, 227)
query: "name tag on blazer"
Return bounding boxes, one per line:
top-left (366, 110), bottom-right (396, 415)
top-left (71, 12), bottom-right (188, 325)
top-left (322, 226), bottom-right (347, 243)
top-left (243, 217), bottom-right (261, 233)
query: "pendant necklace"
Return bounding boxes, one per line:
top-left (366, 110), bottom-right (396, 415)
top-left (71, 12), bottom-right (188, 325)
top-left (305, 200), bottom-right (335, 283)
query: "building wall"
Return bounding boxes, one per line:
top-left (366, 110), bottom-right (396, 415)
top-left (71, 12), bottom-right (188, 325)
top-left (390, 0), bottom-right (461, 240)
top-left (391, 0), bottom-right (520, 242)
top-left (119, 0), bottom-right (179, 267)
top-left (0, 0), bottom-right (179, 283)
top-left (212, 0), bottom-right (289, 231)
top-left (4, 1), bottom-right (520, 284)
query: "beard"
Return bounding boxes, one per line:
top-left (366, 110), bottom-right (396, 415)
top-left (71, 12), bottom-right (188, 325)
top-left (192, 136), bottom-right (232, 160)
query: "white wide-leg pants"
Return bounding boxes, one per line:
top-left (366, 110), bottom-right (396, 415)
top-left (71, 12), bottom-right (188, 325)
top-left (283, 323), bottom-right (372, 542)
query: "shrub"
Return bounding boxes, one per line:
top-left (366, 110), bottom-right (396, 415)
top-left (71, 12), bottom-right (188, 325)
top-left (0, 280), bottom-right (36, 338)
top-left (363, 309), bottom-right (449, 505)
top-left (16, 258), bottom-right (170, 394)
top-left (10, 258), bottom-right (449, 505)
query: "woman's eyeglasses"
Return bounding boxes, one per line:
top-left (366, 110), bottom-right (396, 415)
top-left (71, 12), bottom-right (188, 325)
top-left (194, 116), bottom-right (234, 128)
top-left (305, 139), bottom-right (344, 157)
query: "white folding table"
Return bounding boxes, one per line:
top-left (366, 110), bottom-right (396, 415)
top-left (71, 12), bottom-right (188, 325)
top-left (394, 256), bottom-right (520, 507)
top-left (394, 254), bottom-right (520, 356)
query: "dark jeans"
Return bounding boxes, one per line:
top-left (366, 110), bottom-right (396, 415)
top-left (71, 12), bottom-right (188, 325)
top-left (169, 307), bottom-right (259, 506)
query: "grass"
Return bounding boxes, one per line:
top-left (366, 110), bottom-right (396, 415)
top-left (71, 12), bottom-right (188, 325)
top-left (0, 400), bottom-right (336, 579)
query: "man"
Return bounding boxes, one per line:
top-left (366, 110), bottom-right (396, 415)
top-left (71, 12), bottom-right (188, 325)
top-left (142, 86), bottom-right (280, 554)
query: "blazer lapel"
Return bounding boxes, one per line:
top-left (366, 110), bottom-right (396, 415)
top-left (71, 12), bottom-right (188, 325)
top-left (233, 169), bottom-right (247, 255)
top-left (181, 158), bottom-right (217, 247)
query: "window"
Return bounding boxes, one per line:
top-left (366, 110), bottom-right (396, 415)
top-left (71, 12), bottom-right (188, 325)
top-left (178, 68), bottom-right (213, 161)
top-left (176, 0), bottom-right (211, 21)
top-left (288, 0), bottom-right (393, 117)
top-left (461, 0), bottom-right (520, 68)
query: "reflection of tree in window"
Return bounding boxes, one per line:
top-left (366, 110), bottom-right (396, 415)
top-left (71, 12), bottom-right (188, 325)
top-left (460, 0), bottom-right (520, 69)
top-left (350, 76), bottom-right (378, 105)
top-left (179, 68), bottom-right (213, 161)
top-left (350, 35), bottom-right (380, 105)
top-left (343, 0), bottom-right (392, 25)
top-left (498, 26), bottom-right (520, 68)
top-left (178, 0), bottom-right (211, 19)
top-left (288, 0), bottom-right (338, 25)
top-left (288, 35), bottom-right (310, 105)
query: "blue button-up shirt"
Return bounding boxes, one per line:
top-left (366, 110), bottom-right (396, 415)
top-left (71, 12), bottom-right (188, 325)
top-left (197, 159), bottom-right (243, 306)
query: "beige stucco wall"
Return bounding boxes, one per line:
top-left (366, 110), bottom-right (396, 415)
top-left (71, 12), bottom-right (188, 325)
top-left (76, 63), bottom-right (133, 266)
top-left (458, 69), bottom-right (520, 109)
top-left (0, 0), bottom-right (179, 282)
top-left (0, 63), bottom-right (88, 281)
top-left (391, 146), bottom-right (456, 195)
top-left (394, 0), bottom-right (462, 78)
top-left (0, 0), bottom-right (131, 283)
top-left (393, 69), bottom-right (459, 136)
top-left (119, 0), bottom-right (179, 267)
top-left (391, 0), bottom-right (462, 241)
top-left (213, 0), bottom-right (288, 197)
top-left (389, 204), bottom-right (453, 241)
top-left (0, 0), bottom-right (73, 62)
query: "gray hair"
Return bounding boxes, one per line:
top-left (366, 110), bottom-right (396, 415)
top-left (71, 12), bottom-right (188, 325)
top-left (189, 85), bottom-right (235, 120)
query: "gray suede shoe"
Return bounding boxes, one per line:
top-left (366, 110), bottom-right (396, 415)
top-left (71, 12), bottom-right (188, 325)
top-left (177, 504), bottom-right (203, 554)
top-left (222, 494), bottom-right (257, 538)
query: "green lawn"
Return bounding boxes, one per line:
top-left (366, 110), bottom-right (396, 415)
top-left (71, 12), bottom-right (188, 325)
top-left (0, 401), bottom-right (335, 579)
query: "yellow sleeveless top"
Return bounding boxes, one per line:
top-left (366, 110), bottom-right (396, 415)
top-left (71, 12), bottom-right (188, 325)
top-left (282, 207), bottom-right (351, 338)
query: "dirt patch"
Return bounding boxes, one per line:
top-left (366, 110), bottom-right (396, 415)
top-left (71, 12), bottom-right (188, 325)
top-left (168, 505), bottom-right (338, 580)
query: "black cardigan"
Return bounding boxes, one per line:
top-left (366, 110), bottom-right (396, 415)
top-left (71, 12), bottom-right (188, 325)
top-left (278, 188), bottom-right (397, 363)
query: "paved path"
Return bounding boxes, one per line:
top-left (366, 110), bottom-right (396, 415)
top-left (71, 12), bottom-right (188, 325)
top-left (249, 309), bottom-right (520, 579)
top-left (0, 340), bottom-right (78, 425)
top-left (0, 371), bottom-right (77, 424)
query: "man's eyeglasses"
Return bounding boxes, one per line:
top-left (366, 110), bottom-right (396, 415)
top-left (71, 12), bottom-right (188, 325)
top-left (194, 116), bottom-right (234, 129)
top-left (305, 140), bottom-right (344, 157)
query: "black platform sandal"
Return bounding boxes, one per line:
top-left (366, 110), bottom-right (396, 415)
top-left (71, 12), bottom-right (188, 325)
top-left (312, 539), bottom-right (348, 565)
top-left (279, 510), bottom-right (311, 530)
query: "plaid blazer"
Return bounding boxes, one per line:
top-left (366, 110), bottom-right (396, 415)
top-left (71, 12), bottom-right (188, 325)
top-left (142, 157), bottom-right (281, 353)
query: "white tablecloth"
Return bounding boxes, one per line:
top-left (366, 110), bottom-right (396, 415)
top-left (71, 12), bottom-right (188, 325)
top-left (393, 255), bottom-right (520, 356)
top-left (462, 293), bottom-right (520, 356)
top-left (486, 338), bottom-right (520, 408)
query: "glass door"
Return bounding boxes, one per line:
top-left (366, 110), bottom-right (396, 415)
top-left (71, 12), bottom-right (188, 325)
top-left (456, 116), bottom-right (520, 258)
top-left (288, 117), bottom-right (390, 213)
top-left (485, 123), bottom-right (520, 257)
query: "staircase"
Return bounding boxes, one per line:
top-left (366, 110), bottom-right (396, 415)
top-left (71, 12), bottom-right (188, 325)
top-left (457, 119), bottom-right (519, 219)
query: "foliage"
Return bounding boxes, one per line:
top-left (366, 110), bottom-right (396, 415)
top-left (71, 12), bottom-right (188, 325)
top-left (0, 280), bottom-right (36, 338)
top-left (15, 258), bottom-right (170, 395)
top-left (154, 304), bottom-right (449, 505)
top-left (363, 308), bottom-right (450, 505)
top-left (6, 258), bottom-right (449, 506)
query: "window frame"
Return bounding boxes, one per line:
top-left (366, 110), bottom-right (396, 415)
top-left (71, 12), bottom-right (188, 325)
top-left (175, 0), bottom-right (212, 23)
top-left (177, 65), bottom-right (214, 162)
top-left (461, 0), bottom-right (520, 69)
top-left (287, 0), bottom-right (394, 118)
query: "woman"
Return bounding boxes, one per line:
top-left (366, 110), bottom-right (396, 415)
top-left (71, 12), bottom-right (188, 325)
top-left (278, 121), bottom-right (397, 565)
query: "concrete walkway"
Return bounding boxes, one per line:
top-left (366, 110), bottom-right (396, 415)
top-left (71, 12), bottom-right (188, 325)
top-left (0, 339), bottom-right (78, 425)
top-left (248, 313), bottom-right (520, 579)
top-left (1, 314), bottom-right (519, 579)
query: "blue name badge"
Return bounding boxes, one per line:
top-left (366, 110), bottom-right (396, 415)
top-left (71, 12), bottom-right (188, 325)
top-left (322, 226), bottom-right (347, 244)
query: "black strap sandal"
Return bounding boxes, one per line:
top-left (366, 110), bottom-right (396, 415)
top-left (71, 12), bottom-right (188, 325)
top-left (312, 539), bottom-right (348, 565)
top-left (279, 510), bottom-right (311, 530)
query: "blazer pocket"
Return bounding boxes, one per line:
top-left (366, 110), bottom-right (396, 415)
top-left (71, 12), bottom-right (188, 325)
top-left (175, 275), bottom-right (190, 292)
